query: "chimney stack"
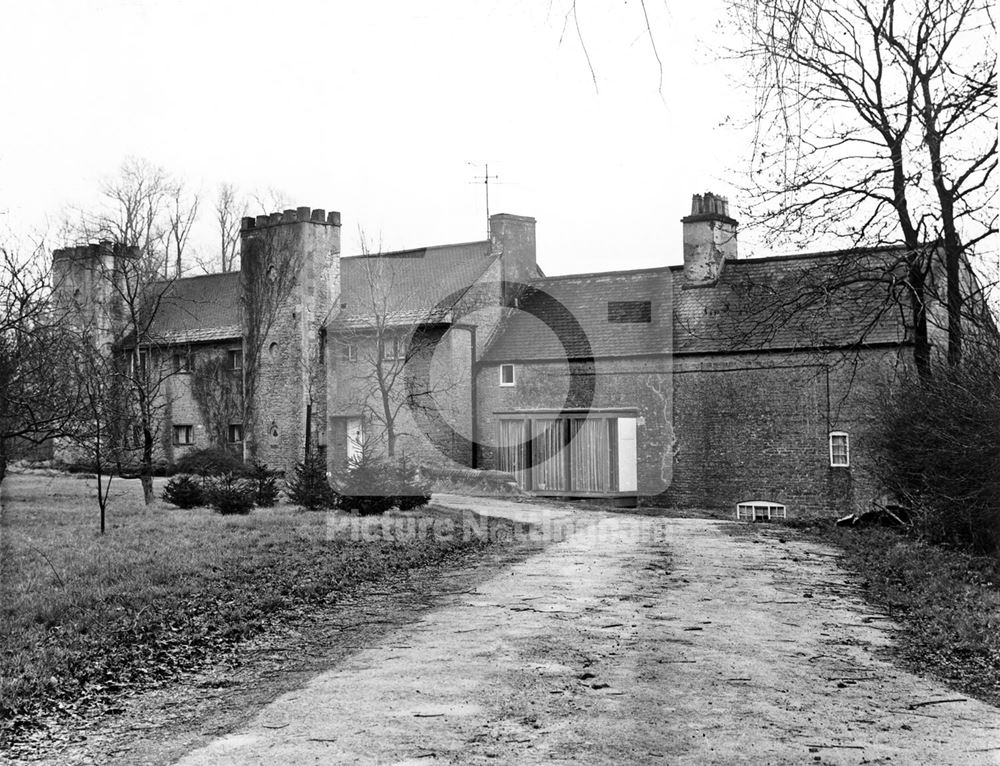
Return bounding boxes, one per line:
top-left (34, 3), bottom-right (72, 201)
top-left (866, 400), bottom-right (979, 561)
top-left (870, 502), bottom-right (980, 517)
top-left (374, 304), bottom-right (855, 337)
top-left (681, 192), bottom-right (738, 284)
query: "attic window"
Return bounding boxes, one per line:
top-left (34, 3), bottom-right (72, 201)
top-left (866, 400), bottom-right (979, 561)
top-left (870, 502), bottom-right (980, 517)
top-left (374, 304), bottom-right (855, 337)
top-left (608, 301), bottom-right (651, 323)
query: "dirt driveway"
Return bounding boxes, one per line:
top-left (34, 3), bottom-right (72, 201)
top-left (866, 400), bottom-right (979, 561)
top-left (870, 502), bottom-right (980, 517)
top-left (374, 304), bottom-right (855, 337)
top-left (173, 496), bottom-right (999, 765)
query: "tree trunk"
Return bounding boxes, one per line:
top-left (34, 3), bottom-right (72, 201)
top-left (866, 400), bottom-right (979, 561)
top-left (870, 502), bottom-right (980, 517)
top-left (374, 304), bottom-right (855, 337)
top-left (141, 427), bottom-right (154, 505)
top-left (910, 263), bottom-right (931, 380)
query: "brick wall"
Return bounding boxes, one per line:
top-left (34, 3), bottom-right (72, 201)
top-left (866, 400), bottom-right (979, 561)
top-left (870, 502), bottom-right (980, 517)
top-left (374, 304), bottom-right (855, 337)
top-left (477, 348), bottom-right (902, 515)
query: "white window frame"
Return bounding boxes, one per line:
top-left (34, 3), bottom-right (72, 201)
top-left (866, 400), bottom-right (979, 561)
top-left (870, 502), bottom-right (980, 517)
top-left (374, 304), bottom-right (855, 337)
top-left (228, 423), bottom-right (244, 444)
top-left (500, 364), bottom-right (516, 387)
top-left (228, 348), bottom-right (243, 371)
top-left (829, 431), bottom-right (850, 467)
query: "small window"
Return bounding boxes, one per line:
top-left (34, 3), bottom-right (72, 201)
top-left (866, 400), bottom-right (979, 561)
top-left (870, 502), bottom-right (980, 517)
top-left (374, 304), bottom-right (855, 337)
top-left (382, 336), bottom-right (406, 362)
top-left (228, 423), bottom-right (244, 444)
top-left (228, 349), bottom-right (243, 370)
top-left (608, 301), bottom-right (652, 323)
top-left (500, 364), bottom-right (516, 387)
top-left (173, 425), bottom-right (194, 446)
top-left (345, 343), bottom-right (358, 362)
top-left (173, 352), bottom-right (192, 374)
top-left (132, 350), bottom-right (148, 378)
top-left (830, 432), bottom-right (850, 467)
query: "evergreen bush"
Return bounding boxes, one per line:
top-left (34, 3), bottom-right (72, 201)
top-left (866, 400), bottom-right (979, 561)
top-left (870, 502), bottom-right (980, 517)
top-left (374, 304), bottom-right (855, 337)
top-left (338, 451), bottom-right (432, 515)
top-left (249, 460), bottom-right (280, 507)
top-left (162, 474), bottom-right (205, 509)
top-left (203, 473), bottom-right (256, 515)
top-left (286, 450), bottom-right (339, 510)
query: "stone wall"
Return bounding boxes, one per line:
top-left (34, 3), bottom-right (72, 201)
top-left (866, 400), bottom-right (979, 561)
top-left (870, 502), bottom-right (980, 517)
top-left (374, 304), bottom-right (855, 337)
top-left (240, 208), bottom-right (341, 476)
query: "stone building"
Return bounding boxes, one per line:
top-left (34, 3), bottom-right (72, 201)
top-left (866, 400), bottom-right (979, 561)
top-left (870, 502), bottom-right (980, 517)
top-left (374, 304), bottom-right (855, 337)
top-left (54, 193), bottom-right (951, 515)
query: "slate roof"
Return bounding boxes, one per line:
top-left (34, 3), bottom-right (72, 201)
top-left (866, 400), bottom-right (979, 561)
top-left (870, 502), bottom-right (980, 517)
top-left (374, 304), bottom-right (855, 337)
top-left (147, 271), bottom-right (241, 345)
top-left (483, 268), bottom-right (674, 360)
top-left (332, 241), bottom-right (495, 329)
top-left (483, 249), bottom-right (910, 362)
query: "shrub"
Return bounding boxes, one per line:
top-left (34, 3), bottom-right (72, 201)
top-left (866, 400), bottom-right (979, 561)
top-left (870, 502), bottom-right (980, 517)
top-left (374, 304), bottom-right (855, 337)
top-left (249, 460), bottom-right (280, 507)
top-left (286, 451), bottom-right (339, 510)
top-left (175, 447), bottom-right (246, 477)
top-left (162, 475), bottom-right (205, 509)
top-left (874, 347), bottom-right (1000, 554)
top-left (338, 452), bottom-right (432, 515)
top-left (203, 473), bottom-right (256, 515)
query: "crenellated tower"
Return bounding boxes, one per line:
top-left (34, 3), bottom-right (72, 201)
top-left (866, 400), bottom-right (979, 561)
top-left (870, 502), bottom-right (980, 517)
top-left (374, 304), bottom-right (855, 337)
top-left (239, 207), bottom-right (341, 473)
top-left (52, 241), bottom-right (139, 351)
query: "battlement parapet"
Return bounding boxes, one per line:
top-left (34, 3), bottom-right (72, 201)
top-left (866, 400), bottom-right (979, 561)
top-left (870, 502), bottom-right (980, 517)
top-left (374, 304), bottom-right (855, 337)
top-left (53, 241), bottom-right (140, 261)
top-left (241, 208), bottom-right (341, 232)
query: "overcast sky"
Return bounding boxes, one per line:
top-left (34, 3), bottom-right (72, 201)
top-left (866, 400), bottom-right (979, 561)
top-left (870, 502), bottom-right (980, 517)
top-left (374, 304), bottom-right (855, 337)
top-left (1, 0), bottom-right (758, 274)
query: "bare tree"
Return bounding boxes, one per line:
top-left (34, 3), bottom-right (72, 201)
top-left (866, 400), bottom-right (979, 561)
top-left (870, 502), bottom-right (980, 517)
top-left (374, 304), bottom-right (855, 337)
top-left (0, 245), bottom-right (79, 482)
top-left (729, 0), bottom-right (996, 372)
top-left (165, 184), bottom-right (200, 278)
top-left (330, 236), bottom-right (469, 458)
top-left (216, 183), bottom-right (246, 272)
top-left (72, 157), bottom-right (201, 279)
top-left (67, 327), bottom-right (133, 534)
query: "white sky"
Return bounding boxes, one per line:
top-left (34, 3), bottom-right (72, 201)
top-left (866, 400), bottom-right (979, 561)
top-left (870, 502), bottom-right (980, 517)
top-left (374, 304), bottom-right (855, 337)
top-left (0, 0), bottom-right (756, 274)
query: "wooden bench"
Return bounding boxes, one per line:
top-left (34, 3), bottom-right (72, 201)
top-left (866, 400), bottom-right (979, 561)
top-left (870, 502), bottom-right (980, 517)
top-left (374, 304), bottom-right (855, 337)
top-left (736, 500), bottom-right (787, 521)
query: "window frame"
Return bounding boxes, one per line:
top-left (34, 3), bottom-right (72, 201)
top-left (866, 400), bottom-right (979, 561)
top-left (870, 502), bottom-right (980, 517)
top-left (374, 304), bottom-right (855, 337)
top-left (829, 431), bottom-right (850, 467)
top-left (228, 423), bottom-right (244, 444)
top-left (173, 351), bottom-right (193, 374)
top-left (173, 425), bottom-right (194, 446)
top-left (381, 335), bottom-right (406, 363)
top-left (499, 364), bottom-right (516, 387)
top-left (228, 348), bottom-right (243, 371)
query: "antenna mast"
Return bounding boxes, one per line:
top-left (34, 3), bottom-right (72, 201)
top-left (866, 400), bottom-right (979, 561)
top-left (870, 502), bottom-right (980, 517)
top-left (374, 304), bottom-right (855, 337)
top-left (468, 162), bottom-right (500, 239)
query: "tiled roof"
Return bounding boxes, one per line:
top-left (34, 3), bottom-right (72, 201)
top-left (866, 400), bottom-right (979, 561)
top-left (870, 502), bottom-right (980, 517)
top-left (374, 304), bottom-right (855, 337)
top-left (483, 250), bottom-right (910, 361)
top-left (331, 241), bottom-right (494, 329)
top-left (147, 271), bottom-right (241, 344)
top-left (483, 269), bottom-right (674, 360)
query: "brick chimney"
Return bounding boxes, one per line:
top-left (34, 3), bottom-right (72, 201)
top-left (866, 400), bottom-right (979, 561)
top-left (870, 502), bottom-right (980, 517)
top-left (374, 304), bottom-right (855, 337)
top-left (681, 193), bottom-right (738, 284)
top-left (489, 213), bottom-right (536, 304)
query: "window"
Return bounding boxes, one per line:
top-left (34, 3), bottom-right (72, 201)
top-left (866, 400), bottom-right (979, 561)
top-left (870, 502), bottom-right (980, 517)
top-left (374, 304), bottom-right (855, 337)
top-left (228, 349), bottom-right (243, 370)
top-left (131, 350), bottom-right (148, 378)
top-left (500, 364), bottom-right (516, 387)
top-left (173, 425), bottom-right (193, 445)
top-left (228, 423), bottom-right (244, 444)
top-left (173, 352), bottom-right (193, 374)
top-left (608, 301), bottom-right (652, 323)
top-left (381, 335), bottom-right (406, 362)
top-left (345, 343), bottom-right (357, 362)
top-left (830, 431), bottom-right (850, 467)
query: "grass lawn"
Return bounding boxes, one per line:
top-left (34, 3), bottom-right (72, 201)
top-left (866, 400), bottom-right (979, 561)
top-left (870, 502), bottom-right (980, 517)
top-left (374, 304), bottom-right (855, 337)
top-left (789, 520), bottom-right (1000, 706)
top-left (0, 471), bottom-right (522, 750)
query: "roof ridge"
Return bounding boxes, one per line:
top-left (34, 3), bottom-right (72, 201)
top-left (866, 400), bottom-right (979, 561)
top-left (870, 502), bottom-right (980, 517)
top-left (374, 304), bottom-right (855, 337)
top-left (343, 239), bottom-right (490, 259)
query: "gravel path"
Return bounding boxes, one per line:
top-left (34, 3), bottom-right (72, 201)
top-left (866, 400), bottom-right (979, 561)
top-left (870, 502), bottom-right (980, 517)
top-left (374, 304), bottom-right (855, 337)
top-left (173, 497), bottom-right (999, 765)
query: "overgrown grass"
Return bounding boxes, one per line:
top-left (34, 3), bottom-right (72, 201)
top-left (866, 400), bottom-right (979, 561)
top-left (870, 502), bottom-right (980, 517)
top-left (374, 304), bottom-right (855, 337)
top-left (0, 472), bottom-right (519, 748)
top-left (789, 519), bottom-right (1000, 706)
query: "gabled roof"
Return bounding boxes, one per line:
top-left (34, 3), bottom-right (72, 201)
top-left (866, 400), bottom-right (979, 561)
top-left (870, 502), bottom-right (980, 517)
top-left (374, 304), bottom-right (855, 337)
top-left (332, 241), bottom-right (494, 329)
top-left (147, 271), bottom-right (241, 345)
top-left (482, 248), bottom-right (910, 362)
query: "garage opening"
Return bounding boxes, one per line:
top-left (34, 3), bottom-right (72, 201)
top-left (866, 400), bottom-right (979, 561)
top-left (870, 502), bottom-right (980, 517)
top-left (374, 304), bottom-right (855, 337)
top-left (496, 410), bottom-right (638, 498)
